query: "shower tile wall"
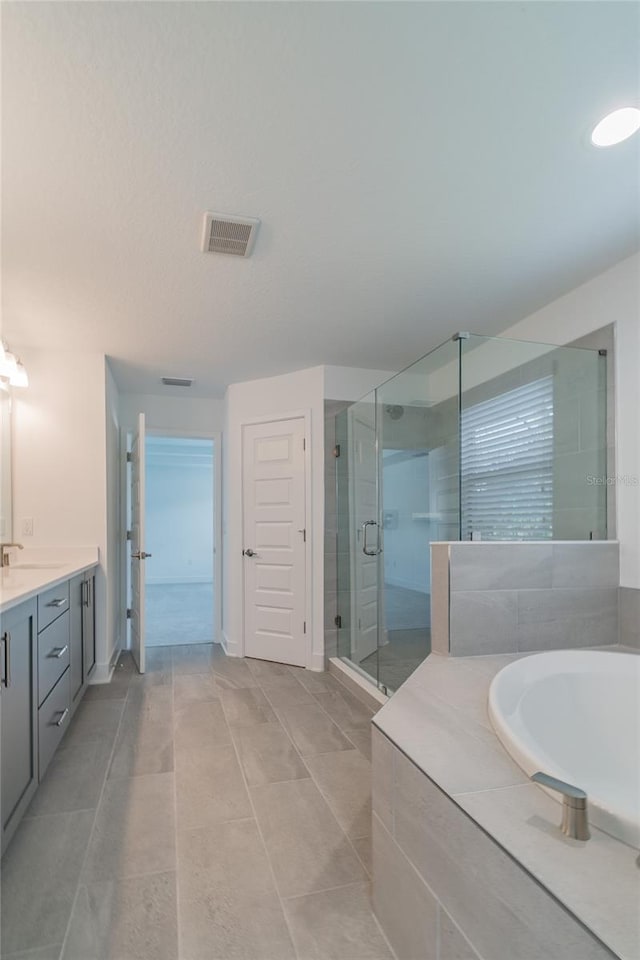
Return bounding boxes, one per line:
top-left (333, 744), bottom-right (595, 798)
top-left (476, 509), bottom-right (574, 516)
top-left (619, 587), bottom-right (640, 648)
top-left (435, 542), bottom-right (620, 656)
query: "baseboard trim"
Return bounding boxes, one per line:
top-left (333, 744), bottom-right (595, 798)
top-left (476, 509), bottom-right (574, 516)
top-left (328, 657), bottom-right (388, 709)
top-left (90, 646), bottom-right (120, 685)
top-left (222, 631), bottom-right (241, 658)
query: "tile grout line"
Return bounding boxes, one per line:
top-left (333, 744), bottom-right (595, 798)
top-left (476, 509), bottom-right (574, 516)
top-left (263, 671), bottom-right (378, 880)
top-left (56, 676), bottom-right (132, 960)
top-left (216, 680), bottom-right (301, 960)
top-left (254, 674), bottom-right (375, 886)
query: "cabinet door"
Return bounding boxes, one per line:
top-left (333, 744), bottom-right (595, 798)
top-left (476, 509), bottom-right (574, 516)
top-left (83, 573), bottom-right (96, 680)
top-left (69, 573), bottom-right (84, 703)
top-left (1, 599), bottom-right (37, 853)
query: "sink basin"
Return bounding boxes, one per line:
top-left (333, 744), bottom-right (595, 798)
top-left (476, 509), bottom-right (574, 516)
top-left (12, 562), bottom-right (64, 570)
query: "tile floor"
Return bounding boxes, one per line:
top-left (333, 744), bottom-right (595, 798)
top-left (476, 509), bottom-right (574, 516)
top-left (0, 644), bottom-right (392, 960)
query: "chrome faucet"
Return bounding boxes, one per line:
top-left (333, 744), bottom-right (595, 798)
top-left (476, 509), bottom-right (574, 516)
top-left (0, 543), bottom-right (24, 568)
top-left (531, 771), bottom-right (590, 841)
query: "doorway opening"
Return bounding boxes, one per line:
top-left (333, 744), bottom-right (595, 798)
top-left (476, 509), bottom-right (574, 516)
top-left (144, 435), bottom-right (216, 646)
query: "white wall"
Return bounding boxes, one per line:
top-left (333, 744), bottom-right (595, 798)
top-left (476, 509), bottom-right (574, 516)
top-left (223, 366), bottom-right (325, 668)
top-left (323, 365), bottom-right (396, 402)
top-left (119, 392), bottom-right (224, 435)
top-left (146, 445), bottom-right (214, 585)
top-left (502, 252), bottom-right (640, 588)
top-left (12, 349), bottom-right (114, 672)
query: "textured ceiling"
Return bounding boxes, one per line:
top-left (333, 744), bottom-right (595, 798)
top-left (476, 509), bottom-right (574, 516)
top-left (2, 2), bottom-right (639, 397)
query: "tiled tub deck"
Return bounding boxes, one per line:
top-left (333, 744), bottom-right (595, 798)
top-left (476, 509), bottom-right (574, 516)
top-left (371, 649), bottom-right (639, 960)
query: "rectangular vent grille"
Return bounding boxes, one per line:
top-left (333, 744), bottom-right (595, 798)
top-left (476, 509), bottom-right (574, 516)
top-left (161, 377), bottom-right (193, 387)
top-left (201, 212), bottom-right (260, 257)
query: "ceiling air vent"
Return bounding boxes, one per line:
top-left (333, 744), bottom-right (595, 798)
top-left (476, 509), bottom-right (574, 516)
top-left (201, 212), bottom-right (260, 257)
top-left (161, 377), bottom-right (194, 388)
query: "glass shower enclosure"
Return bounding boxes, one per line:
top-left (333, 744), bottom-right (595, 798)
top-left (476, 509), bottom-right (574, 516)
top-left (334, 333), bottom-right (608, 695)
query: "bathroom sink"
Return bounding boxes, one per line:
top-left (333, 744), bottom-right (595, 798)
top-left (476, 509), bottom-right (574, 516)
top-left (12, 562), bottom-right (64, 570)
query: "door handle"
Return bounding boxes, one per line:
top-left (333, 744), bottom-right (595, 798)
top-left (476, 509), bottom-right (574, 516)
top-left (46, 598), bottom-right (67, 608)
top-left (1, 631), bottom-right (9, 688)
top-left (131, 551), bottom-right (152, 560)
top-left (54, 707), bottom-right (69, 728)
top-left (362, 521), bottom-right (380, 556)
top-left (243, 548), bottom-right (259, 557)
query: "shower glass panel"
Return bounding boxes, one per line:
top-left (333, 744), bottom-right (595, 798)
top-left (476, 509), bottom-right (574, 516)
top-left (335, 333), bottom-right (608, 697)
top-left (460, 335), bottom-right (608, 541)
top-left (376, 338), bottom-right (460, 693)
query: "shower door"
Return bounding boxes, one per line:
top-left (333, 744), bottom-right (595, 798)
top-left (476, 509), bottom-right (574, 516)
top-left (336, 392), bottom-right (381, 687)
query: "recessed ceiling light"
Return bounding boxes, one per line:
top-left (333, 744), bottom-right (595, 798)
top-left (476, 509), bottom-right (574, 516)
top-left (591, 107), bottom-right (640, 147)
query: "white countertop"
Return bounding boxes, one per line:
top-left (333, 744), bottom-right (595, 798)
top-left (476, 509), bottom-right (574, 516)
top-left (0, 547), bottom-right (99, 614)
top-left (373, 648), bottom-right (640, 960)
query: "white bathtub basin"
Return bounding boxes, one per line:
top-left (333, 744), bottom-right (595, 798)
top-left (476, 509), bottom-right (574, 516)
top-left (488, 650), bottom-right (640, 849)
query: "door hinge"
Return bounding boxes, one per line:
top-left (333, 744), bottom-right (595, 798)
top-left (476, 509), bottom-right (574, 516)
top-left (333, 444), bottom-right (340, 458)
top-left (126, 452), bottom-right (133, 463)
top-left (303, 437), bottom-right (306, 451)
top-left (303, 621), bottom-right (306, 634)
top-left (300, 528), bottom-right (306, 542)
top-left (334, 614), bottom-right (342, 629)
top-left (126, 608), bottom-right (132, 619)
top-left (126, 530), bottom-right (132, 541)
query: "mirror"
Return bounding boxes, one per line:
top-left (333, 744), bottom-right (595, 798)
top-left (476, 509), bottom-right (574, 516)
top-left (0, 388), bottom-right (12, 541)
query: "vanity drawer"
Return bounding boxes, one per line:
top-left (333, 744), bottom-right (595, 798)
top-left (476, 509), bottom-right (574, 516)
top-left (38, 669), bottom-right (70, 780)
top-left (37, 611), bottom-right (70, 706)
top-left (38, 581), bottom-right (70, 633)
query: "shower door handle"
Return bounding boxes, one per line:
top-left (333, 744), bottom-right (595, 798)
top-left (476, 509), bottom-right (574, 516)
top-left (362, 521), bottom-right (380, 556)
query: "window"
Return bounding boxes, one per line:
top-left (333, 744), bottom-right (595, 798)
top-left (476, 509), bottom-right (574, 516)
top-left (460, 376), bottom-right (554, 540)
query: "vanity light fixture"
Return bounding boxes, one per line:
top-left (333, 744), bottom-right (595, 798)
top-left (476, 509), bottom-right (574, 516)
top-left (0, 343), bottom-right (29, 388)
top-left (591, 106), bottom-right (640, 147)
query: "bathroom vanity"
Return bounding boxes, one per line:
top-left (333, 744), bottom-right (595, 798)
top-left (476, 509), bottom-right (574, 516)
top-left (0, 553), bottom-right (98, 854)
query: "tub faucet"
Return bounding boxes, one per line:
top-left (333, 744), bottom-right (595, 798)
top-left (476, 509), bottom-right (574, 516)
top-left (531, 771), bottom-right (590, 841)
top-left (0, 543), bottom-right (24, 568)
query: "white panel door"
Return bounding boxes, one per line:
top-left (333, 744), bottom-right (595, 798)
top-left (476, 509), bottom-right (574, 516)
top-left (349, 402), bottom-right (379, 664)
top-left (129, 413), bottom-right (150, 673)
top-left (243, 418), bottom-right (306, 666)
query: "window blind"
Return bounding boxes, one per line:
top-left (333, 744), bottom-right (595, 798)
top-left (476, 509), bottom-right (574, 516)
top-left (460, 376), bottom-right (554, 540)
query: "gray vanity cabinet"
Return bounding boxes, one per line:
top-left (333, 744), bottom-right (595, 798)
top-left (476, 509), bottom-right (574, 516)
top-left (83, 570), bottom-right (96, 680)
top-left (69, 569), bottom-right (95, 709)
top-left (1, 599), bottom-right (38, 854)
top-left (69, 573), bottom-right (84, 705)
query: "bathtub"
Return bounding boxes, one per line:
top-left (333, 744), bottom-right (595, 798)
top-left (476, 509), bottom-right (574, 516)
top-left (488, 650), bottom-right (640, 849)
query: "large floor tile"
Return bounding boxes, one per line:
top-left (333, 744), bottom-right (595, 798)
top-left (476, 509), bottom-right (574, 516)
top-left (61, 872), bottom-right (178, 960)
top-left (314, 688), bottom-right (374, 732)
top-left (175, 742), bottom-right (251, 830)
top-left (304, 750), bottom-right (372, 840)
top-left (231, 722), bottom-right (310, 787)
top-left (220, 686), bottom-right (277, 726)
top-left (177, 820), bottom-right (295, 960)
top-left (173, 699), bottom-right (231, 752)
top-left (0, 811), bottom-right (94, 956)
top-left (124, 684), bottom-right (173, 722)
top-left (274, 703), bottom-right (353, 757)
top-left (210, 656), bottom-right (259, 689)
top-left (259, 676), bottom-right (316, 708)
top-left (3, 947), bottom-right (63, 960)
top-left (83, 774), bottom-right (176, 882)
top-left (173, 672), bottom-right (221, 706)
top-left (251, 778), bottom-right (366, 898)
top-left (245, 657), bottom-right (292, 681)
top-left (62, 700), bottom-right (124, 749)
top-left (26, 740), bottom-right (111, 817)
top-left (344, 727), bottom-right (373, 761)
top-left (283, 882), bottom-right (392, 959)
top-left (107, 719), bottom-right (174, 779)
